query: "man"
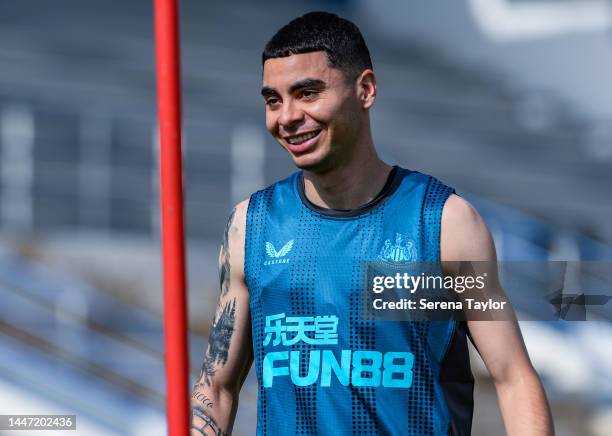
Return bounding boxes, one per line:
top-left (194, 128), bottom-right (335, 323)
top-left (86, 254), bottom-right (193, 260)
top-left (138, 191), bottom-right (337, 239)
top-left (191, 12), bottom-right (553, 436)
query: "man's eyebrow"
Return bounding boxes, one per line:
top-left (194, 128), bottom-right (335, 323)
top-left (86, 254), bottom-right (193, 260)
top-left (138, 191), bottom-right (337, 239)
top-left (261, 78), bottom-right (327, 98)
top-left (288, 78), bottom-right (326, 94)
top-left (261, 86), bottom-right (277, 97)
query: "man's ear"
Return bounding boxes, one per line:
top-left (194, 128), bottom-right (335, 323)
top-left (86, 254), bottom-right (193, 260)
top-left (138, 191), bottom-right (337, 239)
top-left (356, 69), bottom-right (376, 109)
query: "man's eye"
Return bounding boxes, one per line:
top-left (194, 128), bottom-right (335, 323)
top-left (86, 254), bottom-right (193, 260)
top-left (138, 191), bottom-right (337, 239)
top-left (302, 90), bottom-right (317, 98)
top-left (265, 98), bottom-right (279, 106)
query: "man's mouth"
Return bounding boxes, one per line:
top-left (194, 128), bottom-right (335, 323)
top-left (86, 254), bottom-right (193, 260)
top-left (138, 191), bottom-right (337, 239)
top-left (285, 130), bottom-right (322, 145)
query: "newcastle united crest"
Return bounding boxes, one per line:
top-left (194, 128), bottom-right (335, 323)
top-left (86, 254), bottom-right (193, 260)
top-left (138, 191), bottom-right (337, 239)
top-left (378, 233), bottom-right (417, 263)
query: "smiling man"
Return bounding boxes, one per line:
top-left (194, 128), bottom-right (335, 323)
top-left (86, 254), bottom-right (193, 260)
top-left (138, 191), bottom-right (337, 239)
top-left (191, 11), bottom-right (553, 436)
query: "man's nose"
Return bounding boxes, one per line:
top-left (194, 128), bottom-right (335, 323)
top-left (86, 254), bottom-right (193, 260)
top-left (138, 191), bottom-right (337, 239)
top-left (278, 100), bottom-right (303, 128)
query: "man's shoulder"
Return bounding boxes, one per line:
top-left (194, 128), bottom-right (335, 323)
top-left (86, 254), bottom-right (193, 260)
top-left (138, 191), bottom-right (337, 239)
top-left (441, 194), bottom-right (495, 261)
top-left (419, 170), bottom-right (453, 191)
top-left (442, 194), bottom-right (480, 226)
top-left (254, 171), bottom-right (300, 196)
top-left (396, 167), bottom-right (453, 192)
top-left (232, 171), bottom-right (300, 221)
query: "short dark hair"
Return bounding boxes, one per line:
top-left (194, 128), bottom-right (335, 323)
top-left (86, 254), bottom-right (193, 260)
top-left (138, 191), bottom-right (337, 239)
top-left (262, 11), bottom-right (373, 79)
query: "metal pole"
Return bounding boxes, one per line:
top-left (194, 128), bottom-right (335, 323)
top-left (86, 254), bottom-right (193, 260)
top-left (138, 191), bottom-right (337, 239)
top-left (153, 0), bottom-right (190, 434)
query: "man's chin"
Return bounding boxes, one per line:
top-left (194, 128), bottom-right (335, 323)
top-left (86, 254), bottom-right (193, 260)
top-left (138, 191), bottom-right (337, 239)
top-left (292, 153), bottom-right (335, 174)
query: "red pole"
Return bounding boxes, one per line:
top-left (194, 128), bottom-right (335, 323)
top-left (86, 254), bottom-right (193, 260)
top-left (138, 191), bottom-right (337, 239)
top-left (153, 0), bottom-right (190, 435)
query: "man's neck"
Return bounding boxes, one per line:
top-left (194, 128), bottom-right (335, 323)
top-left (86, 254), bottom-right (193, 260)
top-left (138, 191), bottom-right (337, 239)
top-left (303, 154), bottom-right (393, 211)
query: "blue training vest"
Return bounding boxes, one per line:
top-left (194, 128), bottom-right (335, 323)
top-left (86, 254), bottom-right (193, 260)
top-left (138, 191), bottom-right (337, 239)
top-left (244, 167), bottom-right (474, 436)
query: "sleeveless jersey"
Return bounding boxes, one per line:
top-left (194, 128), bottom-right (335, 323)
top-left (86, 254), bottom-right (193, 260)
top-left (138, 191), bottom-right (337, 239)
top-left (244, 167), bottom-right (474, 436)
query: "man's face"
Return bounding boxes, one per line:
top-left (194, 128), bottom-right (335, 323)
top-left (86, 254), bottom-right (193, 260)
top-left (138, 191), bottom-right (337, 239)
top-left (262, 51), bottom-right (362, 172)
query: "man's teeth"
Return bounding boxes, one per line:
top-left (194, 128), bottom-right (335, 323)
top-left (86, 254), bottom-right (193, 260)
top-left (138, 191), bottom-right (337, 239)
top-left (288, 131), bottom-right (319, 145)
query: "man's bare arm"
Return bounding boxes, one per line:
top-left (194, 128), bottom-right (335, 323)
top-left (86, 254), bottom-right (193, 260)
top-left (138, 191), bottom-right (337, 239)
top-left (191, 200), bottom-right (253, 436)
top-left (441, 194), bottom-right (554, 436)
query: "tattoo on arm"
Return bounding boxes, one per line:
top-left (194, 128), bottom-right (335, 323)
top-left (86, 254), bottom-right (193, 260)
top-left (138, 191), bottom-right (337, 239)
top-left (193, 209), bottom-right (239, 434)
top-left (200, 298), bottom-right (237, 386)
top-left (192, 405), bottom-right (229, 436)
top-left (219, 208), bottom-right (236, 297)
top-left (192, 385), bottom-right (214, 408)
